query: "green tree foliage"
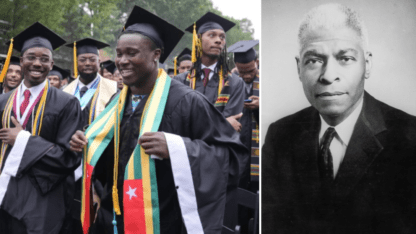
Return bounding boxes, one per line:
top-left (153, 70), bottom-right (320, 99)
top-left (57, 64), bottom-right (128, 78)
top-left (0, 0), bottom-right (255, 70)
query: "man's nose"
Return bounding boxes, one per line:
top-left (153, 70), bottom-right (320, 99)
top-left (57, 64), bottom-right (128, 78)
top-left (319, 57), bottom-right (339, 84)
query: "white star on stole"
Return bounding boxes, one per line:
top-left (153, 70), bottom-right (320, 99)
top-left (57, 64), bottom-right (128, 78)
top-left (126, 186), bottom-right (137, 200)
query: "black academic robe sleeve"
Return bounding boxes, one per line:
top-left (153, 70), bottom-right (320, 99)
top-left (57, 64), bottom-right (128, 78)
top-left (14, 89), bottom-right (82, 195)
top-left (221, 73), bottom-right (245, 118)
top-left (161, 82), bottom-right (248, 233)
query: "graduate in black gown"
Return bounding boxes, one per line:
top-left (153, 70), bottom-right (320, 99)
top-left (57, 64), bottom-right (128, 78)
top-left (70, 5), bottom-right (246, 234)
top-left (0, 22), bottom-right (82, 234)
top-left (63, 38), bottom-right (118, 234)
top-left (228, 40), bottom-right (260, 234)
top-left (228, 40), bottom-right (260, 190)
top-left (173, 12), bottom-right (246, 133)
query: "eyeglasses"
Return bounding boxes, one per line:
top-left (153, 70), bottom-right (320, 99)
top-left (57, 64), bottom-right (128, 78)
top-left (23, 56), bottom-right (51, 64)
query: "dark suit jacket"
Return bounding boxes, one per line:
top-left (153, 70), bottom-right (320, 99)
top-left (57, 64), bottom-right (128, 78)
top-left (262, 92), bottom-right (416, 234)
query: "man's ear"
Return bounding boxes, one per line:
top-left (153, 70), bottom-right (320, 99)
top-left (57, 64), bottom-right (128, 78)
top-left (364, 51), bottom-right (372, 79)
top-left (295, 56), bottom-right (301, 79)
top-left (153, 48), bottom-right (162, 62)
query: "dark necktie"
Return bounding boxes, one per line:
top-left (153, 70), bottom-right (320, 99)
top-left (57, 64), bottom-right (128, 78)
top-left (319, 127), bottom-right (336, 181)
top-left (202, 68), bottom-right (211, 87)
top-left (20, 90), bottom-right (31, 116)
top-left (80, 86), bottom-right (89, 98)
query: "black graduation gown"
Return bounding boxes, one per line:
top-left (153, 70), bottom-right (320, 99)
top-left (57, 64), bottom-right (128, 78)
top-left (173, 71), bottom-right (245, 118)
top-left (0, 86), bottom-right (82, 234)
top-left (239, 82), bottom-right (260, 189)
top-left (91, 79), bottom-right (247, 234)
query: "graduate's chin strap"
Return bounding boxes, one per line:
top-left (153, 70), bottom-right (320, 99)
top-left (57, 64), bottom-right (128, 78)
top-left (0, 38), bottom-right (14, 83)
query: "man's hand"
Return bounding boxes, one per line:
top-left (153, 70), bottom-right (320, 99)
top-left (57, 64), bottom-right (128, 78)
top-left (69, 130), bottom-right (88, 152)
top-left (0, 116), bottom-right (23, 146)
top-left (138, 132), bottom-right (169, 159)
top-left (244, 95), bottom-right (259, 110)
top-left (226, 113), bottom-right (243, 132)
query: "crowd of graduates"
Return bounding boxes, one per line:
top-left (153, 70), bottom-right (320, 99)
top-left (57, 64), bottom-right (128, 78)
top-left (0, 5), bottom-right (259, 234)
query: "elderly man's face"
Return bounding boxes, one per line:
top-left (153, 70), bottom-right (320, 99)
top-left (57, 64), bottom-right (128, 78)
top-left (296, 26), bottom-right (372, 125)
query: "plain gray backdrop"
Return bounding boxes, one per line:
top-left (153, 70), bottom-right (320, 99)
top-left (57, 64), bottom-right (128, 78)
top-left (261, 0), bottom-right (416, 144)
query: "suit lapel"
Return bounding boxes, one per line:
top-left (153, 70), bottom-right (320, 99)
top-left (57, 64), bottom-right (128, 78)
top-left (293, 108), bottom-right (322, 196)
top-left (333, 92), bottom-right (386, 201)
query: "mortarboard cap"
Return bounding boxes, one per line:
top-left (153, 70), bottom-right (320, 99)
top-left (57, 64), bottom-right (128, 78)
top-left (228, 40), bottom-right (259, 63)
top-left (167, 68), bottom-right (174, 74)
top-left (100, 60), bottom-right (116, 73)
top-left (100, 60), bottom-right (113, 68)
top-left (1, 56), bottom-right (20, 66)
top-left (185, 12), bottom-right (235, 34)
top-left (122, 5), bottom-right (184, 63)
top-left (106, 62), bottom-right (117, 74)
top-left (47, 65), bottom-right (70, 80)
top-left (65, 38), bottom-right (109, 56)
top-left (7, 22), bottom-right (66, 54)
top-left (177, 48), bottom-right (192, 63)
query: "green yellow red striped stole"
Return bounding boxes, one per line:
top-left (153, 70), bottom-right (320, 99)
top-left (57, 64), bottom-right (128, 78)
top-left (81, 69), bottom-right (170, 234)
top-left (0, 81), bottom-right (49, 172)
top-left (250, 74), bottom-right (259, 181)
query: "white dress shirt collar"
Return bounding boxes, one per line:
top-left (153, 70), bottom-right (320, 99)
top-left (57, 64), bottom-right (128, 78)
top-left (20, 79), bottom-right (47, 100)
top-left (319, 96), bottom-right (364, 146)
top-left (201, 62), bottom-right (217, 81)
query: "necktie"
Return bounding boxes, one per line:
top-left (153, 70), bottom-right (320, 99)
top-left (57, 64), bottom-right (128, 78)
top-left (80, 86), bottom-right (89, 98)
top-left (20, 90), bottom-right (31, 116)
top-left (202, 68), bottom-right (211, 87)
top-left (319, 127), bottom-right (336, 181)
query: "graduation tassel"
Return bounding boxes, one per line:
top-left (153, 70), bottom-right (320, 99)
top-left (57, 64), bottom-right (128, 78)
top-left (174, 56), bottom-right (177, 76)
top-left (0, 38), bottom-right (14, 83)
top-left (112, 96), bottom-right (122, 216)
top-left (191, 23), bottom-right (198, 63)
top-left (73, 42), bottom-right (78, 78)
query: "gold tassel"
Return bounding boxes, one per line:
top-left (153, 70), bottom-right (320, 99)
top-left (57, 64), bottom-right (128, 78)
top-left (112, 90), bottom-right (125, 215)
top-left (174, 56), bottom-right (177, 76)
top-left (0, 38), bottom-right (14, 83)
top-left (218, 66), bottom-right (224, 97)
top-left (191, 23), bottom-right (198, 63)
top-left (73, 42), bottom-right (78, 78)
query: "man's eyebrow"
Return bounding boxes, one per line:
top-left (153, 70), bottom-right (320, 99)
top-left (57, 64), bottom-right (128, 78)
top-left (302, 50), bottom-right (324, 58)
top-left (338, 48), bottom-right (359, 55)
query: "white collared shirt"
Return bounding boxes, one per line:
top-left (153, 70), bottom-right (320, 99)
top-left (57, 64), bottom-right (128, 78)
top-left (16, 80), bottom-right (47, 126)
top-left (18, 79), bottom-right (46, 106)
top-left (201, 62), bottom-right (218, 81)
top-left (319, 97), bottom-right (364, 177)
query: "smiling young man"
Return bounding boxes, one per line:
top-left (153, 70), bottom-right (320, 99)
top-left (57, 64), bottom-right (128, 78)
top-left (173, 13), bottom-right (246, 133)
top-left (263, 4), bottom-right (416, 234)
top-left (1, 56), bottom-right (23, 94)
top-left (0, 22), bottom-right (82, 234)
top-left (69, 6), bottom-right (246, 234)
